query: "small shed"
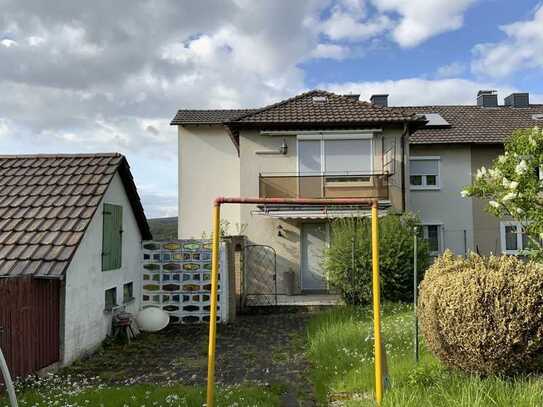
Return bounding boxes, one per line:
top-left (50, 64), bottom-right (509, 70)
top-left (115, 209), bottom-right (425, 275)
top-left (0, 153), bottom-right (151, 381)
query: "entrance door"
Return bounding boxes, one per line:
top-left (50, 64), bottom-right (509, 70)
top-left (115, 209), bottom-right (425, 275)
top-left (301, 223), bottom-right (328, 291)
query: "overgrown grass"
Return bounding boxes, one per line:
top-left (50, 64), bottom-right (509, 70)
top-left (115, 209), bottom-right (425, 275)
top-left (1, 375), bottom-right (280, 407)
top-left (307, 304), bottom-right (543, 406)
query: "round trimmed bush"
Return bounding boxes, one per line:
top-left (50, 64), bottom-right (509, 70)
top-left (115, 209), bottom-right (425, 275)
top-left (419, 251), bottom-right (543, 375)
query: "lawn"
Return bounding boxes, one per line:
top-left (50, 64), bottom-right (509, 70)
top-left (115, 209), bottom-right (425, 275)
top-left (306, 303), bottom-right (543, 406)
top-left (1, 375), bottom-right (280, 406)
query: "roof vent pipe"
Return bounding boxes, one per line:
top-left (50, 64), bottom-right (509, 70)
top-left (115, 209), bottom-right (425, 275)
top-left (370, 94), bottom-right (388, 107)
top-left (504, 93), bottom-right (529, 108)
top-left (477, 90), bottom-right (498, 107)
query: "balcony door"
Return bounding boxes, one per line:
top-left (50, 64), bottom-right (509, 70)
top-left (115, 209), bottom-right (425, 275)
top-left (298, 135), bottom-right (373, 198)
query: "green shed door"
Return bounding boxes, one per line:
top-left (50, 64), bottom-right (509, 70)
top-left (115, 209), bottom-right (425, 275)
top-left (102, 203), bottom-right (123, 271)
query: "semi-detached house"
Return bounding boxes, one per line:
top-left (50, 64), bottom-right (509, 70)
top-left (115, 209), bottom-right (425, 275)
top-left (171, 89), bottom-right (543, 300)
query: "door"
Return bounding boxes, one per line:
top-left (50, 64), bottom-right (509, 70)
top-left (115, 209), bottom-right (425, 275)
top-left (301, 223), bottom-right (328, 291)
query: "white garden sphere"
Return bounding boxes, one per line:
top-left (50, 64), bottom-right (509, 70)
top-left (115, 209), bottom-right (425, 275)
top-left (136, 307), bottom-right (170, 332)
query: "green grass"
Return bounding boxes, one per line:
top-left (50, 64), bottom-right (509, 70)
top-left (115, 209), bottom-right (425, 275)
top-left (306, 303), bottom-right (543, 406)
top-left (1, 381), bottom-right (280, 407)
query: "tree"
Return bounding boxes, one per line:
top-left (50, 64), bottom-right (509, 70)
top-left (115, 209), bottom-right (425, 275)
top-left (462, 127), bottom-right (543, 258)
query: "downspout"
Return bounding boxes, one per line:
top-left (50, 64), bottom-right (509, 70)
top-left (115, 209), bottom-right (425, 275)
top-left (401, 121), bottom-right (408, 212)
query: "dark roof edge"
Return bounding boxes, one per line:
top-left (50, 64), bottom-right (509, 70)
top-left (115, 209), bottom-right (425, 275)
top-left (116, 157), bottom-right (152, 240)
top-left (0, 153), bottom-right (120, 159)
top-left (410, 140), bottom-right (505, 145)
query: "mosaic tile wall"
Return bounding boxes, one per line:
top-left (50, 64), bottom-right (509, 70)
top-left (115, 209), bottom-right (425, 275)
top-left (142, 240), bottom-right (229, 323)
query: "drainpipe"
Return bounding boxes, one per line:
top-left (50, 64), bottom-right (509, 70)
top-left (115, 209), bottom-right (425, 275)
top-left (401, 121), bottom-right (408, 212)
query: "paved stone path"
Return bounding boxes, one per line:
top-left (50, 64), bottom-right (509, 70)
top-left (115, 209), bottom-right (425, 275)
top-left (65, 312), bottom-right (317, 406)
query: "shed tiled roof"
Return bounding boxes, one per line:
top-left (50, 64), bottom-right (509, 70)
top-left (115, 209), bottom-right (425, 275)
top-left (0, 153), bottom-right (151, 279)
top-left (170, 90), bottom-right (420, 126)
top-left (401, 104), bottom-right (543, 144)
top-left (170, 109), bottom-right (256, 125)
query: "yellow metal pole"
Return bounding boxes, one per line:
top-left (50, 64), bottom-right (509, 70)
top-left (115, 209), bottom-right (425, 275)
top-left (206, 203), bottom-right (221, 407)
top-left (372, 200), bottom-right (383, 405)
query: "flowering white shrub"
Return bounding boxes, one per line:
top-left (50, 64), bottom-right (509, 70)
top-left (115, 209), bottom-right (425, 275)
top-left (462, 126), bottom-right (543, 258)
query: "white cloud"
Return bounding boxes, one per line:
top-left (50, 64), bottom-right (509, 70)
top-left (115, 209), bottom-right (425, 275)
top-left (320, 0), bottom-right (391, 42)
top-left (436, 62), bottom-right (465, 78)
top-left (317, 0), bottom-right (477, 49)
top-left (319, 77), bottom-right (543, 106)
top-left (310, 43), bottom-right (351, 60)
top-left (0, 38), bottom-right (17, 47)
top-left (472, 5), bottom-right (543, 77)
top-left (371, 0), bottom-right (477, 47)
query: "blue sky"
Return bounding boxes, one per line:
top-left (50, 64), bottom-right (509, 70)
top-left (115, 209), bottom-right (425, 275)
top-left (1, 0), bottom-right (542, 218)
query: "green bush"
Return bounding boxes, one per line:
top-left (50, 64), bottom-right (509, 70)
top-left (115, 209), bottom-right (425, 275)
top-left (419, 251), bottom-right (543, 375)
top-left (323, 213), bottom-right (430, 305)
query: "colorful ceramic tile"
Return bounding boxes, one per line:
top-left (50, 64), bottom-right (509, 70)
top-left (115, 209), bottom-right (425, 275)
top-left (163, 242), bottom-right (181, 251)
top-left (183, 242), bottom-right (200, 251)
top-left (163, 263), bottom-right (181, 271)
top-left (143, 243), bottom-right (160, 250)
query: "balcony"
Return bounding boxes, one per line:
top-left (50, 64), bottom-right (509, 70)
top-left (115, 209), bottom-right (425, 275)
top-left (259, 172), bottom-right (390, 200)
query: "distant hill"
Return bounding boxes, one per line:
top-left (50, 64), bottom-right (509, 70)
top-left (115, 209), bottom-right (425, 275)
top-left (148, 217), bottom-right (178, 240)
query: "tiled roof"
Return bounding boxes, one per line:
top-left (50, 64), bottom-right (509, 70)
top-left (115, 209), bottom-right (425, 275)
top-left (401, 104), bottom-right (543, 144)
top-left (230, 90), bottom-right (418, 124)
top-left (170, 109), bottom-right (257, 125)
top-left (170, 90), bottom-right (420, 126)
top-left (0, 153), bottom-right (151, 279)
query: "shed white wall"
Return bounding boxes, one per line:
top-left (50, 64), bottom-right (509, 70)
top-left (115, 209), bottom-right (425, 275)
top-left (63, 172), bottom-right (143, 364)
top-left (409, 144), bottom-right (474, 255)
top-left (178, 125), bottom-right (240, 239)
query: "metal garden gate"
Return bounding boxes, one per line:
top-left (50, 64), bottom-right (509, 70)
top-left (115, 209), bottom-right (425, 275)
top-left (243, 244), bottom-right (277, 306)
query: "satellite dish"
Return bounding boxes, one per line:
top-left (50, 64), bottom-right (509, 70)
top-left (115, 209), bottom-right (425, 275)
top-left (136, 307), bottom-right (170, 332)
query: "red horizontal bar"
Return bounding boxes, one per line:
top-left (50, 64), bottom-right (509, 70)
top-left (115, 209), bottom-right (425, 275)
top-left (214, 196), bottom-right (378, 206)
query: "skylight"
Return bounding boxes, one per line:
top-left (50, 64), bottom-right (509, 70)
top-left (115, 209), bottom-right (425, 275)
top-left (421, 113), bottom-right (450, 127)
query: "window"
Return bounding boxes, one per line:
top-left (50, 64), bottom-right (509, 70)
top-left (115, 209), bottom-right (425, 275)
top-left (500, 221), bottom-right (539, 255)
top-left (410, 157), bottom-right (440, 190)
top-left (298, 135), bottom-right (373, 175)
top-left (105, 287), bottom-right (117, 312)
top-left (419, 224), bottom-right (442, 256)
top-left (102, 203), bottom-right (123, 271)
top-left (123, 282), bottom-right (134, 304)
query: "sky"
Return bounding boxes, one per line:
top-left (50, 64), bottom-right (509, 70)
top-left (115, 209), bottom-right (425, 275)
top-left (1, 0), bottom-right (543, 218)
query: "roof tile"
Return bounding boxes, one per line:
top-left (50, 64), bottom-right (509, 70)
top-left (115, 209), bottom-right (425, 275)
top-left (0, 153), bottom-right (151, 278)
top-left (401, 105), bottom-right (543, 144)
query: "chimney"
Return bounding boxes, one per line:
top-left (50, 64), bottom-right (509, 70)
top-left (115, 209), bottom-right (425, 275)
top-left (370, 94), bottom-right (388, 107)
top-left (504, 92), bottom-right (529, 108)
top-left (477, 90), bottom-right (498, 107)
top-left (344, 94), bottom-right (360, 101)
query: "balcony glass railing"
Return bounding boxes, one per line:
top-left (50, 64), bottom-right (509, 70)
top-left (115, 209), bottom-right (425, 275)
top-left (259, 172), bottom-right (390, 200)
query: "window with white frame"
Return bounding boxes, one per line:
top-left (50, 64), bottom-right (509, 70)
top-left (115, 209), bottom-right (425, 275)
top-left (500, 221), bottom-right (539, 255)
top-left (298, 134), bottom-right (373, 176)
top-left (418, 224), bottom-right (443, 256)
top-left (410, 157), bottom-right (440, 190)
